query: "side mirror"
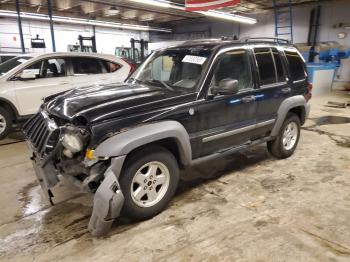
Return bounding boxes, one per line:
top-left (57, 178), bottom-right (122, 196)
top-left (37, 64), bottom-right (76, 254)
top-left (214, 78), bottom-right (239, 95)
top-left (19, 69), bottom-right (37, 80)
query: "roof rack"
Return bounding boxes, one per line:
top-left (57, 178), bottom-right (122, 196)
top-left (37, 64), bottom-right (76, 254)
top-left (241, 37), bottom-right (291, 44)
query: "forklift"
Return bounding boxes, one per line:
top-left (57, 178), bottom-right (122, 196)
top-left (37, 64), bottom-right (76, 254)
top-left (115, 38), bottom-right (148, 66)
top-left (68, 35), bottom-right (97, 53)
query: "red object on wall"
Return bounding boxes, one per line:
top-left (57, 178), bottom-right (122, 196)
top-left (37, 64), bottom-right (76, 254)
top-left (185, 0), bottom-right (240, 11)
top-left (13, 36), bottom-right (17, 42)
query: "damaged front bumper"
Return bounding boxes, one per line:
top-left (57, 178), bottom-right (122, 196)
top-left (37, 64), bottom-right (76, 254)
top-left (88, 165), bottom-right (124, 236)
top-left (24, 111), bottom-right (127, 236)
top-left (29, 152), bottom-right (126, 236)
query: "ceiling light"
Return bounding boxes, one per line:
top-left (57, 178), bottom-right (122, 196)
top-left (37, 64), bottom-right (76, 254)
top-left (130, 0), bottom-right (184, 10)
top-left (129, 0), bottom-right (256, 24)
top-left (103, 7), bottom-right (120, 16)
top-left (196, 10), bottom-right (257, 24)
top-left (0, 10), bottom-right (171, 32)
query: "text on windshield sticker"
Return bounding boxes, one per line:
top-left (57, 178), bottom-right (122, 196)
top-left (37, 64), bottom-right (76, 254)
top-left (182, 55), bottom-right (207, 65)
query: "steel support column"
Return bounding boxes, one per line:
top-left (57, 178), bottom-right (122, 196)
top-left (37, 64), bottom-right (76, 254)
top-left (15, 0), bottom-right (25, 53)
top-left (47, 0), bottom-right (56, 52)
top-left (92, 25), bottom-right (97, 53)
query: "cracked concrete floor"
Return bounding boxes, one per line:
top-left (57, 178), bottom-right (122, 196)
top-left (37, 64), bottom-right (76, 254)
top-left (0, 91), bottom-right (350, 262)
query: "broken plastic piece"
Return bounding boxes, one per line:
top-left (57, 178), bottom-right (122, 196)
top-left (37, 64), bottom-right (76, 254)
top-left (88, 167), bottom-right (124, 236)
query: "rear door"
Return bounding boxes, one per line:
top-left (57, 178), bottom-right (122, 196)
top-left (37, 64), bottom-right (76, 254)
top-left (253, 47), bottom-right (290, 135)
top-left (69, 57), bottom-right (127, 87)
top-left (69, 57), bottom-right (105, 88)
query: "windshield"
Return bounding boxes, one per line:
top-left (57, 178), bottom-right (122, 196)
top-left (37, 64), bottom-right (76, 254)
top-left (129, 48), bottom-right (212, 91)
top-left (0, 56), bottom-right (33, 75)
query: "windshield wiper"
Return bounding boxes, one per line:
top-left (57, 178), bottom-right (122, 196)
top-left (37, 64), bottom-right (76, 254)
top-left (146, 79), bottom-right (174, 91)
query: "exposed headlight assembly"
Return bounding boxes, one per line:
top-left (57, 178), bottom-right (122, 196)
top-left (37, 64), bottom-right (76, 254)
top-left (62, 133), bottom-right (83, 153)
top-left (62, 131), bottom-right (84, 158)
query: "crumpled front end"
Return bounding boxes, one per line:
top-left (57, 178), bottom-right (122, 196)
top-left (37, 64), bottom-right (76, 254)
top-left (22, 110), bottom-right (125, 236)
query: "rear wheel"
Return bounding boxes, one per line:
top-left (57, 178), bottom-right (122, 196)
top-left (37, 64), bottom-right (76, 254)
top-left (119, 145), bottom-right (179, 220)
top-left (267, 112), bottom-right (301, 159)
top-left (0, 107), bottom-right (13, 140)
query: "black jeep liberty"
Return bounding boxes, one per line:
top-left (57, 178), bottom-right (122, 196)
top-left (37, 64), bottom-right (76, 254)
top-left (23, 38), bottom-right (311, 236)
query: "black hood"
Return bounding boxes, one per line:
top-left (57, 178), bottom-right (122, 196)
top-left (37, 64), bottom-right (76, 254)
top-left (45, 82), bottom-right (194, 124)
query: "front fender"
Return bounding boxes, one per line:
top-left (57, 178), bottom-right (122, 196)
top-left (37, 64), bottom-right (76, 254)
top-left (93, 120), bottom-right (192, 166)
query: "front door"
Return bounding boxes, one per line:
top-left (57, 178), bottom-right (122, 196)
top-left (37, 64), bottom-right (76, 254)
top-left (192, 48), bottom-right (259, 157)
top-left (14, 57), bottom-right (71, 115)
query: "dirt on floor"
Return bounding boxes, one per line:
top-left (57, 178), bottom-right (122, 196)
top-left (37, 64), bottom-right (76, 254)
top-left (0, 91), bottom-right (349, 262)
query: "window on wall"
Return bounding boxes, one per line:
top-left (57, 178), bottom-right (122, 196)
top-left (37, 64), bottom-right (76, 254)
top-left (254, 48), bottom-right (276, 86)
top-left (271, 48), bottom-right (285, 82)
top-left (210, 49), bottom-right (253, 91)
top-left (285, 51), bottom-right (306, 81)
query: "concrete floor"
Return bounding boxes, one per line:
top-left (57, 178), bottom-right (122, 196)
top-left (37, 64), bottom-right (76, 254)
top-left (0, 91), bottom-right (350, 262)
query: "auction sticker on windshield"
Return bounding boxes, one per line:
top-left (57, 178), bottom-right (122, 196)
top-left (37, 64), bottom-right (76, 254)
top-left (182, 55), bottom-right (207, 65)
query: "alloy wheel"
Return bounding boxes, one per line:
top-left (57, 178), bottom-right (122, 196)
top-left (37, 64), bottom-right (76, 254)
top-left (282, 121), bottom-right (298, 150)
top-left (0, 113), bottom-right (6, 135)
top-left (130, 161), bottom-right (170, 208)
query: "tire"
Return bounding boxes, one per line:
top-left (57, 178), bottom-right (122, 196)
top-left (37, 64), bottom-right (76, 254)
top-left (119, 145), bottom-right (179, 220)
top-left (267, 112), bottom-right (301, 159)
top-left (0, 106), bottom-right (13, 140)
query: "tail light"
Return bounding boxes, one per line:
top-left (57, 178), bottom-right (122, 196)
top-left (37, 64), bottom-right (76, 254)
top-left (305, 82), bottom-right (313, 101)
top-left (121, 57), bottom-right (137, 76)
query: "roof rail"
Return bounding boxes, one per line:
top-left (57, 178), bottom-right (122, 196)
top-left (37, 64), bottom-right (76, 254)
top-left (241, 37), bottom-right (291, 44)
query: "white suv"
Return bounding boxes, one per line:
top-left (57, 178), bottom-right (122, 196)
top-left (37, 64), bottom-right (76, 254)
top-left (0, 52), bottom-right (132, 138)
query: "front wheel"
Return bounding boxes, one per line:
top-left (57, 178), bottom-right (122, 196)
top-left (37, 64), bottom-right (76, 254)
top-left (119, 145), bottom-right (179, 220)
top-left (0, 107), bottom-right (13, 140)
top-left (267, 112), bottom-right (301, 159)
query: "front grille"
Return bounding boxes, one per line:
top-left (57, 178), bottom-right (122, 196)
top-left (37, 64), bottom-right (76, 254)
top-left (23, 111), bottom-right (58, 158)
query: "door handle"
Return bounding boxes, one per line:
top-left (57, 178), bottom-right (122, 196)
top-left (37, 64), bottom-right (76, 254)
top-left (281, 87), bottom-right (291, 94)
top-left (242, 95), bottom-right (256, 103)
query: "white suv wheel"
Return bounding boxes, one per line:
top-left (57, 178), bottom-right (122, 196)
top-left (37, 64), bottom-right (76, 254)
top-left (0, 113), bottom-right (6, 134)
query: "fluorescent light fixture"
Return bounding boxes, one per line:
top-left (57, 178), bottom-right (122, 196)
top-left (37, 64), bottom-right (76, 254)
top-left (131, 0), bottom-right (184, 10)
top-left (130, 0), bottom-right (256, 24)
top-left (196, 10), bottom-right (256, 24)
top-left (0, 10), bottom-right (172, 32)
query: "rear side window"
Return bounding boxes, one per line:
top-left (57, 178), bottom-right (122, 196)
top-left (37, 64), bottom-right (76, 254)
top-left (285, 51), bottom-right (306, 81)
top-left (254, 48), bottom-right (276, 86)
top-left (271, 48), bottom-right (285, 82)
top-left (71, 57), bottom-right (103, 75)
top-left (100, 59), bottom-right (121, 73)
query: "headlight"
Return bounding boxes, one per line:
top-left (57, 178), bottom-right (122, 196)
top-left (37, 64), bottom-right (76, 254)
top-left (62, 133), bottom-right (83, 153)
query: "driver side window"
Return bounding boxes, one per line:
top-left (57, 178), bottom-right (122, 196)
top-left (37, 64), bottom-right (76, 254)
top-left (18, 58), bottom-right (67, 79)
top-left (209, 49), bottom-right (252, 93)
